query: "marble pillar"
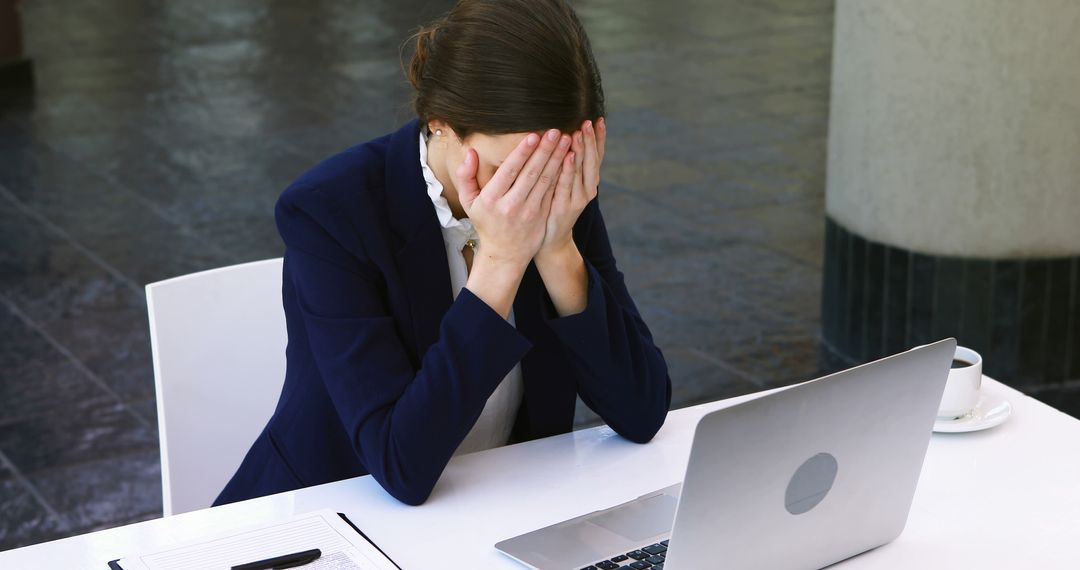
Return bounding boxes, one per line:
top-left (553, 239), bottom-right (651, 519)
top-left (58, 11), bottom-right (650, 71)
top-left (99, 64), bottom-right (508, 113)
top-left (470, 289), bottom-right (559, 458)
top-left (822, 0), bottom-right (1080, 409)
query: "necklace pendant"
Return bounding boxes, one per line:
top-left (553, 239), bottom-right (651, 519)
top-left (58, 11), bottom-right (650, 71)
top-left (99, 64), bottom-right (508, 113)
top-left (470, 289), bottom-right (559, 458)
top-left (464, 238), bottom-right (478, 251)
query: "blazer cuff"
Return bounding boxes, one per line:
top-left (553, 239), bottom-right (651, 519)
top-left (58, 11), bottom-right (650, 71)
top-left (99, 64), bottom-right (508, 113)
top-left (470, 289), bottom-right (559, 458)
top-left (451, 287), bottom-right (534, 371)
top-left (543, 260), bottom-right (609, 354)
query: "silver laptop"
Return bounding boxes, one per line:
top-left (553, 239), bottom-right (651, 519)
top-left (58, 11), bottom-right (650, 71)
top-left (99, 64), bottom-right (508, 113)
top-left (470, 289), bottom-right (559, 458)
top-left (496, 339), bottom-right (955, 570)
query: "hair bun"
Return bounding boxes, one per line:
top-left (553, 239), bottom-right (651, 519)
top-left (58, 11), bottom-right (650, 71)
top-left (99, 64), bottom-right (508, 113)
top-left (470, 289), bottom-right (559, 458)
top-left (408, 25), bottom-right (439, 90)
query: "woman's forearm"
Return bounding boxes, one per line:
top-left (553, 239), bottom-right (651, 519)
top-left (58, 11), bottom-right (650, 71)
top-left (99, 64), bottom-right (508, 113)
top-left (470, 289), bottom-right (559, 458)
top-left (535, 241), bottom-right (588, 317)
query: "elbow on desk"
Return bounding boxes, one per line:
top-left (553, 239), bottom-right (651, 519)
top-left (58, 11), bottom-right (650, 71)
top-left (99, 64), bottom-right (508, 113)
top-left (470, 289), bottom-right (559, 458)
top-left (385, 482), bottom-right (433, 507)
top-left (621, 373), bottom-right (672, 444)
top-left (594, 370), bottom-right (672, 444)
top-left (373, 466), bottom-right (436, 506)
top-left (614, 412), bottom-right (666, 444)
top-left (611, 393), bottom-right (670, 444)
top-left (618, 425), bottom-right (660, 444)
top-left (355, 432), bottom-right (438, 507)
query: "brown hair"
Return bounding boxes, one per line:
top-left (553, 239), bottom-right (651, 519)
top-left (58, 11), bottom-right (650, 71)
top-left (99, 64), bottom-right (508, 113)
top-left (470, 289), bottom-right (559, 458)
top-left (403, 0), bottom-right (605, 140)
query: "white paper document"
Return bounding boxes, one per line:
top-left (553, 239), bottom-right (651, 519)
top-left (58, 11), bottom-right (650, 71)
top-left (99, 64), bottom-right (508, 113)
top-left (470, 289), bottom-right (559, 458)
top-left (113, 509), bottom-right (398, 570)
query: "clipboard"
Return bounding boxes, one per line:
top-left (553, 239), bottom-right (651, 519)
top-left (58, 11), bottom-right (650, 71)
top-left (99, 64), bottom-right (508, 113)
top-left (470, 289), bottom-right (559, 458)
top-left (107, 509), bottom-right (401, 569)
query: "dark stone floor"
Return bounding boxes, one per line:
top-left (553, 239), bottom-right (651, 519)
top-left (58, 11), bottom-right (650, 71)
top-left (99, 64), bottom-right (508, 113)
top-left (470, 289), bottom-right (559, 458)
top-left (0, 0), bottom-right (837, 551)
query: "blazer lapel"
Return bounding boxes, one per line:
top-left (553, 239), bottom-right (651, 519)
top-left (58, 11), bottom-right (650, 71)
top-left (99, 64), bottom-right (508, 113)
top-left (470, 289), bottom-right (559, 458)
top-left (384, 118), bottom-right (454, 363)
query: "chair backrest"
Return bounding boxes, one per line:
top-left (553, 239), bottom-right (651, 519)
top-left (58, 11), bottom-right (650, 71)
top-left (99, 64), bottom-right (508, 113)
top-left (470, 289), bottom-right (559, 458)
top-left (146, 258), bottom-right (287, 516)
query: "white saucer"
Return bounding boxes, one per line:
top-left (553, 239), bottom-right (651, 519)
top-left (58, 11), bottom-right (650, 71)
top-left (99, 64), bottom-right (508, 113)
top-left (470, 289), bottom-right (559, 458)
top-left (933, 383), bottom-right (1012, 433)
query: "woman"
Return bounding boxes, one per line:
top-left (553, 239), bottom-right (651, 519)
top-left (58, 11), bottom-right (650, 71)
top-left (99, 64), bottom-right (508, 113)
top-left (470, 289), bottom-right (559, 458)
top-left (215, 0), bottom-right (670, 508)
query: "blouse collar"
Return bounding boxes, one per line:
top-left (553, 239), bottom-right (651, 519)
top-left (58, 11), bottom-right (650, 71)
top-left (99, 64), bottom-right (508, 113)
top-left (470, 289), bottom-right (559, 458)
top-left (418, 126), bottom-right (473, 233)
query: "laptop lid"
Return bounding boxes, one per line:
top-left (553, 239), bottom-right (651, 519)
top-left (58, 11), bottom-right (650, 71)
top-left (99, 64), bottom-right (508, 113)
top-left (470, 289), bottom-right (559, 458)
top-left (663, 339), bottom-right (955, 569)
top-left (495, 340), bottom-right (954, 569)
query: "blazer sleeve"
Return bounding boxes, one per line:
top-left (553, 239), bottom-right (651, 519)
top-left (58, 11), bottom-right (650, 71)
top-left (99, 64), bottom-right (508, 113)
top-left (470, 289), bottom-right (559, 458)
top-left (276, 184), bottom-right (532, 506)
top-left (543, 196), bottom-right (672, 443)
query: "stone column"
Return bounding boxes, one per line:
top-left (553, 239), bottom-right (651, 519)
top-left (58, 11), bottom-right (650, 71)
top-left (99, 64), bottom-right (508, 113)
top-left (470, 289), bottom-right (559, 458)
top-left (0, 0), bottom-right (33, 87)
top-left (822, 0), bottom-right (1080, 410)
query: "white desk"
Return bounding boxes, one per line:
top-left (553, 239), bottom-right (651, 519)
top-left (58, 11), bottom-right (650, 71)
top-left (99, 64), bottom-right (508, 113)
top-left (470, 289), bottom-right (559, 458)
top-left (3, 379), bottom-right (1079, 569)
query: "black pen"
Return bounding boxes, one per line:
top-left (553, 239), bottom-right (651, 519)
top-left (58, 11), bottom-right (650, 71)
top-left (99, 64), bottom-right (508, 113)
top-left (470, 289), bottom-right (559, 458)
top-left (231, 548), bottom-right (322, 570)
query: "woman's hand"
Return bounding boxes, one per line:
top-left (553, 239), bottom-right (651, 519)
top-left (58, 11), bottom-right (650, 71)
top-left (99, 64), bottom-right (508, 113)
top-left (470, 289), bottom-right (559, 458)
top-left (455, 128), bottom-right (572, 270)
top-left (537, 117), bottom-right (606, 261)
top-left (530, 118), bottom-right (605, 317)
top-left (453, 128), bottom-right (571, 318)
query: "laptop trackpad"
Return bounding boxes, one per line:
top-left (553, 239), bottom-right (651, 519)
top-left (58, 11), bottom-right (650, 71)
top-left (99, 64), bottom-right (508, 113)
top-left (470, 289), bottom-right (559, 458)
top-left (495, 489), bottom-right (679, 568)
top-left (586, 493), bottom-right (678, 542)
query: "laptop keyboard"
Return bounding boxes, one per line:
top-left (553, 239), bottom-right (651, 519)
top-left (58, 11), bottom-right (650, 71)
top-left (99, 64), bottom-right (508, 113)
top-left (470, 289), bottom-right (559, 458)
top-left (579, 539), bottom-right (669, 570)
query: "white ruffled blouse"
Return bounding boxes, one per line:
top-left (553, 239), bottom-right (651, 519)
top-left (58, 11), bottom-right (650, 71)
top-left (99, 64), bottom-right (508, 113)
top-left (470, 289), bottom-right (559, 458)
top-left (418, 126), bottom-right (525, 456)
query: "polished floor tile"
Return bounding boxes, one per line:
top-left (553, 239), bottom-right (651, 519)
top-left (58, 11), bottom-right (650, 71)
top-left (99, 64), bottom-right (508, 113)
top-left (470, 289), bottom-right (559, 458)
top-left (29, 450), bottom-right (162, 536)
top-left (0, 309), bottom-right (114, 426)
top-left (0, 478), bottom-right (68, 552)
top-left (0, 401), bottom-right (155, 476)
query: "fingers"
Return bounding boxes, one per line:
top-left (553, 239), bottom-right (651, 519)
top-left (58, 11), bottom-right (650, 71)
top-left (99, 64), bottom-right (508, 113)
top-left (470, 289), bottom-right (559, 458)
top-left (571, 130), bottom-right (586, 199)
top-left (582, 120), bottom-right (600, 192)
top-left (540, 164), bottom-right (558, 218)
top-left (551, 150), bottom-right (576, 209)
top-left (526, 133), bottom-right (571, 209)
top-left (571, 130), bottom-right (585, 173)
top-left (505, 129), bottom-right (564, 204)
top-left (485, 132), bottom-right (541, 200)
top-left (454, 148), bottom-right (481, 208)
top-left (596, 116), bottom-right (606, 165)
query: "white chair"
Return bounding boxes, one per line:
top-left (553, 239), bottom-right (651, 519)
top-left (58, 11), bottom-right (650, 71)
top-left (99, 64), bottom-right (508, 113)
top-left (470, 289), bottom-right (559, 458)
top-left (146, 258), bottom-right (287, 516)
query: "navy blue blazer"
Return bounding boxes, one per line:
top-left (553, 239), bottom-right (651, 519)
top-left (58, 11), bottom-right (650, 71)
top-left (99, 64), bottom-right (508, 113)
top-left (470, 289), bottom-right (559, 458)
top-left (214, 118), bottom-right (671, 507)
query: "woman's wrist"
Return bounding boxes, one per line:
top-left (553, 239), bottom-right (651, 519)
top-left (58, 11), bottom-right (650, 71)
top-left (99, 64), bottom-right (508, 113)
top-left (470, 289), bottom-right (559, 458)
top-left (534, 241), bottom-right (588, 317)
top-left (464, 252), bottom-right (528, 319)
top-left (535, 238), bottom-right (577, 268)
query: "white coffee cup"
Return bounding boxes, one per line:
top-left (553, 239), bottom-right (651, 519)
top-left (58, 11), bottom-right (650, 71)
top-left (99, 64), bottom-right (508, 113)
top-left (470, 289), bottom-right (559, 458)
top-left (937, 346), bottom-right (983, 419)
